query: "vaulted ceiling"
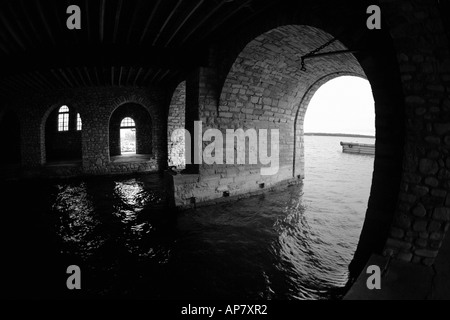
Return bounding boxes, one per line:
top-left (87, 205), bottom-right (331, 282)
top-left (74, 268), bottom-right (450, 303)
top-left (0, 0), bottom-right (280, 95)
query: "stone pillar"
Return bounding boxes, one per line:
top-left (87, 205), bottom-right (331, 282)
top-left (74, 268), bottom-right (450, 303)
top-left (81, 102), bottom-right (110, 174)
top-left (377, 0), bottom-right (450, 267)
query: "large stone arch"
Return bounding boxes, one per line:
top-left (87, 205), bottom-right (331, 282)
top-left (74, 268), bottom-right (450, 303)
top-left (217, 25), bottom-right (372, 181)
top-left (176, 14), bottom-right (408, 280)
top-left (207, 1), bottom-right (450, 281)
top-left (103, 92), bottom-right (165, 173)
top-left (215, 24), bottom-right (389, 275)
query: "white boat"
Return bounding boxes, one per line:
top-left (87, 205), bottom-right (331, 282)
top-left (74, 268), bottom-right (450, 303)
top-left (340, 141), bottom-right (375, 155)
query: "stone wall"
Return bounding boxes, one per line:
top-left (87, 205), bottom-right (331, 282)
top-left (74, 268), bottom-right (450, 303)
top-left (1, 0), bottom-right (450, 276)
top-left (171, 25), bottom-right (366, 207)
top-left (167, 81), bottom-right (186, 168)
top-left (379, 0), bottom-right (450, 266)
top-left (3, 86), bottom-right (167, 177)
top-left (170, 0), bottom-right (450, 274)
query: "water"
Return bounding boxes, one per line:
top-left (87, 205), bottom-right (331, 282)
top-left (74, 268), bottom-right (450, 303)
top-left (0, 135), bottom-right (374, 300)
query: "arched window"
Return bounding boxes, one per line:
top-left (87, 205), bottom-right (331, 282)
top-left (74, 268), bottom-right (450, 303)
top-left (58, 105), bottom-right (69, 132)
top-left (120, 117), bottom-right (135, 128)
top-left (76, 113), bottom-right (82, 131)
top-left (120, 117), bottom-right (136, 154)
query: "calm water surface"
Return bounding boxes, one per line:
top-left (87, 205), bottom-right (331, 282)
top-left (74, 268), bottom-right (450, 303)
top-left (1, 135), bottom-right (375, 300)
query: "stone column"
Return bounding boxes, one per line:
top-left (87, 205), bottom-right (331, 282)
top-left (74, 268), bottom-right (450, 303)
top-left (81, 102), bottom-right (110, 174)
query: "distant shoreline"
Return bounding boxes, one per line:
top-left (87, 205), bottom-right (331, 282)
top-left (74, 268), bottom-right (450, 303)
top-left (304, 132), bottom-right (375, 138)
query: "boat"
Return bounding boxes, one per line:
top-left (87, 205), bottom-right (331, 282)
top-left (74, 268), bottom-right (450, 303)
top-left (340, 141), bottom-right (375, 155)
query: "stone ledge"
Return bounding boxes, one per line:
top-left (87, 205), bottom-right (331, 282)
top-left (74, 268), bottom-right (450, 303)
top-left (173, 176), bottom-right (302, 210)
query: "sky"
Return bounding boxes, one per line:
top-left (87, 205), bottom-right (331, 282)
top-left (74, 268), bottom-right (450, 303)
top-left (303, 76), bottom-right (375, 136)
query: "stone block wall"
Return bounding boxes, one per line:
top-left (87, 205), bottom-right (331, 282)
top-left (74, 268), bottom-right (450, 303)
top-left (2, 0), bottom-right (450, 275)
top-left (379, 0), bottom-right (450, 266)
top-left (170, 0), bottom-right (450, 273)
top-left (171, 25), bottom-right (366, 207)
top-left (108, 157), bottom-right (158, 174)
top-left (3, 86), bottom-right (167, 177)
top-left (167, 81), bottom-right (186, 168)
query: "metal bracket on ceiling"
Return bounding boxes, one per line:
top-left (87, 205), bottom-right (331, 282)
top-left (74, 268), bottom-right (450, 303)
top-left (300, 49), bottom-right (360, 71)
top-left (300, 50), bottom-right (359, 71)
top-left (299, 37), bottom-right (359, 71)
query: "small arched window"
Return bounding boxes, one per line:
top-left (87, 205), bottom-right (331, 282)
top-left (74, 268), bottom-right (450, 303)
top-left (58, 105), bottom-right (69, 132)
top-left (76, 113), bottom-right (82, 131)
top-left (120, 117), bottom-right (135, 128)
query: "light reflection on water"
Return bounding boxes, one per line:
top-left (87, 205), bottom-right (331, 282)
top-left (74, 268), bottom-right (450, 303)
top-left (20, 135), bottom-right (373, 299)
top-left (52, 183), bottom-right (104, 258)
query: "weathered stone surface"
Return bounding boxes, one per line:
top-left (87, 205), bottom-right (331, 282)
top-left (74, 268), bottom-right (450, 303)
top-left (216, 185), bottom-right (229, 192)
top-left (427, 150), bottom-right (440, 159)
top-left (428, 221), bottom-right (442, 232)
top-left (395, 214), bottom-right (412, 229)
top-left (414, 249), bottom-right (439, 258)
top-left (431, 188), bottom-right (447, 198)
top-left (405, 96), bottom-right (425, 104)
top-left (399, 192), bottom-right (416, 204)
top-left (390, 227), bottom-right (405, 239)
top-left (435, 123), bottom-right (450, 136)
top-left (424, 176), bottom-right (439, 187)
top-left (430, 240), bottom-right (442, 249)
top-left (396, 252), bottom-right (413, 262)
top-left (411, 185), bottom-right (429, 197)
top-left (386, 238), bottom-right (412, 250)
top-left (419, 159), bottom-right (438, 175)
top-left (422, 258), bottom-right (435, 266)
top-left (419, 232), bottom-right (429, 239)
top-left (415, 238), bottom-right (427, 248)
top-left (412, 256), bottom-right (422, 264)
top-left (7, 3), bottom-right (450, 270)
top-left (403, 173), bottom-right (422, 184)
top-left (413, 220), bottom-right (428, 232)
top-left (412, 203), bottom-right (427, 217)
top-left (433, 207), bottom-right (450, 221)
top-left (430, 232), bottom-right (443, 241)
top-left (425, 136), bottom-right (440, 144)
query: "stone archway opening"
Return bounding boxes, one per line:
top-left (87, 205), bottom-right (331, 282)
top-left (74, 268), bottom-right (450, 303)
top-left (218, 26), bottom-right (368, 185)
top-left (303, 76), bottom-right (375, 137)
top-left (211, 23), bottom-right (404, 285)
top-left (300, 75), bottom-right (376, 286)
top-left (44, 105), bottom-right (82, 163)
top-left (109, 103), bottom-right (153, 162)
top-left (120, 117), bottom-right (137, 155)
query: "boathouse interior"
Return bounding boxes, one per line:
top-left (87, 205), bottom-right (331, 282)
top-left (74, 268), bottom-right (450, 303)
top-left (1, 0), bottom-right (450, 299)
